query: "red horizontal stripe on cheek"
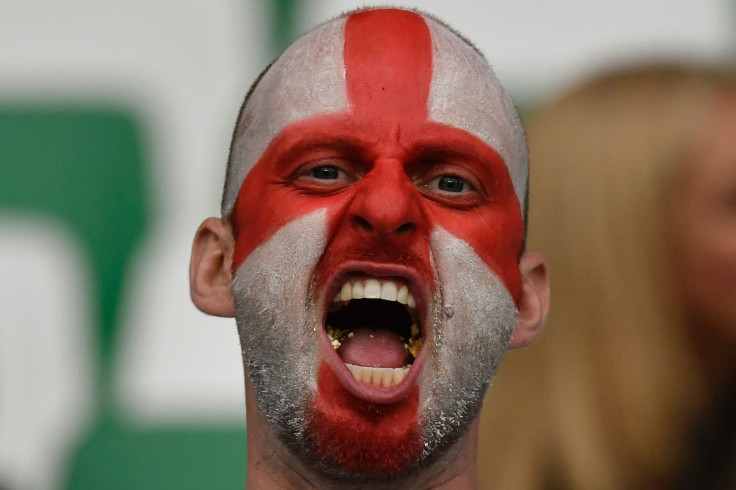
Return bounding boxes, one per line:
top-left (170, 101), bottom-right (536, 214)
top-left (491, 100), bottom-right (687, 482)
top-left (415, 124), bottom-right (525, 304)
top-left (229, 113), bottom-right (371, 270)
top-left (438, 207), bottom-right (524, 304)
top-left (230, 158), bottom-right (341, 271)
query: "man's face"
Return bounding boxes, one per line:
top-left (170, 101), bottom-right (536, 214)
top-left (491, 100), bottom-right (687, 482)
top-left (228, 9), bottom-right (526, 480)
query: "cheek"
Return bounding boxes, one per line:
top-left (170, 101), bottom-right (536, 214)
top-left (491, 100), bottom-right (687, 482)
top-left (697, 236), bottom-right (736, 302)
top-left (429, 225), bottom-right (517, 348)
top-left (685, 241), bottom-right (736, 344)
top-left (671, 207), bottom-right (736, 332)
top-left (231, 170), bottom-right (348, 270)
top-left (676, 208), bottom-right (736, 288)
top-left (430, 205), bottom-right (524, 303)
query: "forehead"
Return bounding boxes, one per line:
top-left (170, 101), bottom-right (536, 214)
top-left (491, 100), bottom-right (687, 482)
top-left (225, 9), bottom-right (526, 216)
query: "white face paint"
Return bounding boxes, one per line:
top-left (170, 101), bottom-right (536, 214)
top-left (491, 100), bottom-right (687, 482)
top-left (223, 19), bottom-right (349, 218)
top-left (425, 18), bottom-right (528, 210)
top-left (223, 13), bottom-right (528, 219)
top-left (417, 226), bottom-right (517, 463)
top-left (232, 212), bottom-right (517, 478)
top-left (232, 211), bottom-right (326, 441)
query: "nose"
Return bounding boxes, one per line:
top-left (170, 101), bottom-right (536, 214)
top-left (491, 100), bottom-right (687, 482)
top-left (348, 158), bottom-right (424, 239)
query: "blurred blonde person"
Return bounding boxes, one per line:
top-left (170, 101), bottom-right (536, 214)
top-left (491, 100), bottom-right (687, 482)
top-left (478, 64), bottom-right (736, 489)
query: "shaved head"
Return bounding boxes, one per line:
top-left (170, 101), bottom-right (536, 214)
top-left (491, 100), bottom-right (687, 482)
top-left (222, 8), bottom-right (527, 221)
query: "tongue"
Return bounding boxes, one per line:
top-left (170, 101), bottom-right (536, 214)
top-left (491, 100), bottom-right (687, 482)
top-left (338, 329), bottom-right (413, 368)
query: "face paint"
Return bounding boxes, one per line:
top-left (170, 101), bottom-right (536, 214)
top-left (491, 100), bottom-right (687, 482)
top-left (302, 227), bottom-right (517, 480)
top-left (233, 220), bottom-right (516, 481)
top-left (228, 8), bottom-right (525, 480)
top-left (232, 211), bottom-right (325, 443)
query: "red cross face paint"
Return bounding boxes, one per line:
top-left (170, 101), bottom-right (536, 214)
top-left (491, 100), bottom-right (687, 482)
top-left (227, 8), bottom-right (525, 480)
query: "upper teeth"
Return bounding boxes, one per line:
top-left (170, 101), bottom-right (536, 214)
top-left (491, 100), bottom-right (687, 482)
top-left (333, 278), bottom-right (416, 308)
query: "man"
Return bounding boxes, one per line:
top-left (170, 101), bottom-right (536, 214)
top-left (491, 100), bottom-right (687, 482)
top-left (189, 7), bottom-right (549, 488)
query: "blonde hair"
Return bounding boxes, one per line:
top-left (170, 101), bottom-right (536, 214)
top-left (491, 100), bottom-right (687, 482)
top-left (478, 64), bottom-right (736, 489)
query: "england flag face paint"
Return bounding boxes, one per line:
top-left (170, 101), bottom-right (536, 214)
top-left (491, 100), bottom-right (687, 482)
top-left (226, 8), bottom-right (526, 480)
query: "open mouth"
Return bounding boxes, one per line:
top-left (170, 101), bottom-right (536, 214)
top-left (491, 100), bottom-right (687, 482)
top-left (324, 277), bottom-right (424, 391)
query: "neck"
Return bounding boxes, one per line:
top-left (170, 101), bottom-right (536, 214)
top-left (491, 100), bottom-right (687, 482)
top-left (243, 382), bottom-right (480, 489)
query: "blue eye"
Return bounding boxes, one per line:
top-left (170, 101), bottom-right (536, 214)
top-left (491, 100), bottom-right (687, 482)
top-left (311, 166), bottom-right (340, 180)
top-left (437, 175), bottom-right (468, 193)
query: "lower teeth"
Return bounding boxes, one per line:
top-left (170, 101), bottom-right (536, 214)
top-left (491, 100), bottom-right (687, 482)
top-left (345, 363), bottom-right (410, 387)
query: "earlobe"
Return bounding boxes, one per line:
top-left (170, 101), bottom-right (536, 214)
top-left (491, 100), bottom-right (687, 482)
top-left (509, 252), bottom-right (550, 349)
top-left (190, 217), bottom-right (236, 317)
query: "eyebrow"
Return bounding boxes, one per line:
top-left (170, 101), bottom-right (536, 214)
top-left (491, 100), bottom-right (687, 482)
top-left (409, 142), bottom-right (486, 163)
top-left (277, 134), bottom-right (366, 162)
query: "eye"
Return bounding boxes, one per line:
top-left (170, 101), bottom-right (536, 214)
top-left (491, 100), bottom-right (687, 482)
top-left (426, 174), bottom-right (475, 195)
top-left (291, 160), bottom-right (358, 193)
top-left (416, 168), bottom-right (485, 208)
top-left (436, 175), bottom-right (470, 193)
top-left (310, 166), bottom-right (341, 180)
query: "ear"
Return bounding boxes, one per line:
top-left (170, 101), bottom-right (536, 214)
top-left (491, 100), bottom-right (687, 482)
top-left (189, 217), bottom-right (236, 317)
top-left (508, 252), bottom-right (550, 349)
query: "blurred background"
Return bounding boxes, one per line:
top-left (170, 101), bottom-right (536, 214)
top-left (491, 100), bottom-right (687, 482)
top-left (1, 0), bottom-right (734, 488)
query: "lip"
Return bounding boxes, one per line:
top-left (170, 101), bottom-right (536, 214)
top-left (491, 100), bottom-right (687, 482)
top-left (317, 261), bottom-right (431, 404)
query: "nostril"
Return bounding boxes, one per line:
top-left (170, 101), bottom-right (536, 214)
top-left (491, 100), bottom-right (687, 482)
top-left (352, 216), bottom-right (374, 232)
top-left (395, 222), bottom-right (415, 235)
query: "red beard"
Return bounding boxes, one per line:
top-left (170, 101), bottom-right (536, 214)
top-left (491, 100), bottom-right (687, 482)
top-left (306, 362), bottom-right (422, 476)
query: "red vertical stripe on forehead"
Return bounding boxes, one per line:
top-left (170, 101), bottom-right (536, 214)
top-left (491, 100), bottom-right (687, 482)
top-left (232, 10), bottom-right (524, 302)
top-left (344, 9), bottom-right (433, 127)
